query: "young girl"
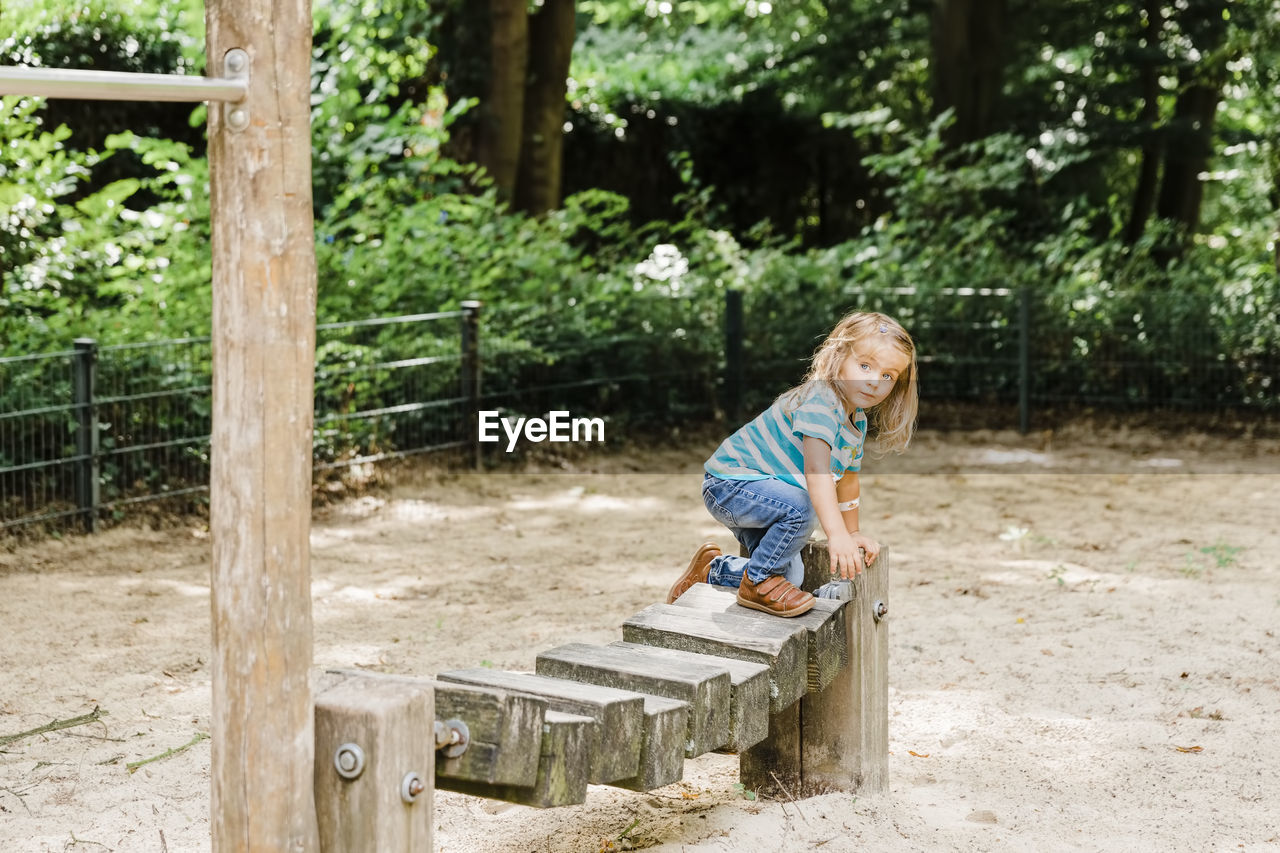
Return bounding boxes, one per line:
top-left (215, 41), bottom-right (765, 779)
top-left (667, 311), bottom-right (918, 617)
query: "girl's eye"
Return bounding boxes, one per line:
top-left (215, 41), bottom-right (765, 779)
top-left (860, 363), bottom-right (871, 371)
top-left (882, 373), bottom-right (894, 381)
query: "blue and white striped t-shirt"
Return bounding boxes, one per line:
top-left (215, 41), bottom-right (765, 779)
top-left (705, 382), bottom-right (866, 489)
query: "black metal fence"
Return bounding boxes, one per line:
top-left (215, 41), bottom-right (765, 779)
top-left (3, 286), bottom-right (1276, 539)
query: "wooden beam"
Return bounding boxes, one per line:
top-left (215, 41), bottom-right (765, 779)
top-left (205, 0), bottom-right (318, 847)
top-left (608, 641), bottom-right (770, 754)
top-left (669, 582), bottom-right (848, 694)
top-left (536, 642), bottom-right (730, 758)
top-left (801, 548), bottom-right (890, 794)
top-left (314, 673), bottom-right (434, 852)
top-left (621, 604), bottom-right (808, 713)
top-left (444, 711), bottom-right (595, 808)
top-left (439, 669), bottom-right (645, 784)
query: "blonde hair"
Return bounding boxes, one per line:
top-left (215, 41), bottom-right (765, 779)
top-left (782, 311), bottom-right (918, 454)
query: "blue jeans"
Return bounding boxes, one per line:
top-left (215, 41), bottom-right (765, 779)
top-left (701, 474), bottom-right (817, 588)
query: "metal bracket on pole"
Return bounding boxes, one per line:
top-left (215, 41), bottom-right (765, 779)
top-left (222, 49), bottom-right (250, 132)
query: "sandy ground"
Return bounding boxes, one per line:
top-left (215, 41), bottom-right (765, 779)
top-left (2, 424), bottom-right (1279, 852)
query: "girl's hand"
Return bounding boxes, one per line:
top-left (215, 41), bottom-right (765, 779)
top-left (828, 532), bottom-right (881, 579)
top-left (850, 532), bottom-right (881, 567)
top-left (826, 531), bottom-right (866, 579)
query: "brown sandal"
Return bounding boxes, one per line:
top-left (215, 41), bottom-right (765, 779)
top-left (666, 542), bottom-right (722, 604)
top-left (737, 574), bottom-right (815, 617)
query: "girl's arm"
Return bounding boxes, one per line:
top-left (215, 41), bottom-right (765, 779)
top-left (802, 436), bottom-right (864, 579)
top-left (836, 473), bottom-right (880, 567)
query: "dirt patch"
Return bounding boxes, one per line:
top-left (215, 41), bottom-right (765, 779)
top-left (2, 427), bottom-right (1279, 851)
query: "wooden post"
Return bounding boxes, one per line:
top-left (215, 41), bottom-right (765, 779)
top-left (800, 546), bottom-right (890, 794)
top-left (205, 0), bottom-right (319, 848)
top-left (314, 673), bottom-right (434, 852)
top-left (741, 543), bottom-right (890, 797)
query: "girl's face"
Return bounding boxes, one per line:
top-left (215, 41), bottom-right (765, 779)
top-left (837, 341), bottom-right (911, 409)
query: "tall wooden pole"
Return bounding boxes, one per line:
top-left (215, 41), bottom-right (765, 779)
top-left (206, 0), bottom-right (319, 848)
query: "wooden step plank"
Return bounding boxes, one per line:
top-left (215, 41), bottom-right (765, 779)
top-left (610, 694), bottom-right (688, 792)
top-left (620, 603), bottom-right (808, 714)
top-left (442, 711), bottom-right (594, 808)
top-left (536, 642), bottom-right (730, 758)
top-left (607, 641), bottom-right (769, 753)
top-left (671, 582), bottom-right (849, 692)
top-left (438, 669), bottom-right (643, 785)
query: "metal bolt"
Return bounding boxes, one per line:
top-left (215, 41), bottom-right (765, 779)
top-left (400, 771), bottom-right (425, 803)
top-left (225, 48), bottom-right (247, 74)
top-left (334, 742), bottom-right (365, 780)
top-left (433, 718), bottom-right (470, 758)
top-left (872, 600), bottom-right (888, 623)
top-left (226, 108), bottom-right (249, 132)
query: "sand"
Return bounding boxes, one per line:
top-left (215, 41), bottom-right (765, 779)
top-left (2, 424), bottom-right (1279, 852)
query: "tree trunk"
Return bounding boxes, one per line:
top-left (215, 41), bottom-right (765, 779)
top-left (476, 0), bottom-right (529, 202)
top-left (1154, 82), bottom-right (1220, 235)
top-left (515, 0), bottom-right (576, 215)
top-left (929, 0), bottom-right (1006, 146)
top-left (1154, 2), bottom-right (1229, 250)
top-left (206, 0), bottom-right (319, 848)
top-left (1124, 0), bottom-right (1164, 246)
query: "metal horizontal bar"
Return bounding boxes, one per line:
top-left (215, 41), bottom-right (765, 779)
top-left (99, 484), bottom-right (209, 510)
top-left (101, 335), bottom-right (212, 353)
top-left (0, 403), bottom-right (77, 421)
top-left (0, 455), bottom-right (78, 476)
top-left (0, 66), bottom-right (246, 103)
top-left (0, 349), bottom-right (76, 365)
top-left (316, 310), bottom-right (465, 332)
top-left (314, 440), bottom-right (467, 471)
top-left (315, 396), bottom-right (463, 423)
top-left (100, 434), bottom-right (209, 457)
top-left (96, 385), bottom-right (211, 405)
top-left (317, 353), bottom-right (460, 376)
top-left (0, 505), bottom-right (83, 530)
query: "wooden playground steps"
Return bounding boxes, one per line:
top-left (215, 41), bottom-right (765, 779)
top-left (312, 546), bottom-right (890, 851)
top-left (315, 546), bottom-right (876, 821)
top-left (436, 668), bottom-right (679, 790)
top-left (437, 579), bottom-right (848, 807)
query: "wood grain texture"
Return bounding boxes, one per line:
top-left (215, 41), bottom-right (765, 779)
top-left (536, 642), bottom-right (730, 758)
top-left (326, 669), bottom-right (547, 787)
top-left (621, 603), bottom-right (808, 713)
top-left (608, 641), bottom-right (770, 753)
top-left (608, 693), bottom-right (688, 792)
top-left (313, 673), bottom-right (433, 853)
top-left (206, 0), bottom-right (319, 848)
top-left (739, 702), bottom-right (801, 798)
top-left (736, 546), bottom-right (891, 798)
top-left (438, 669), bottom-right (644, 784)
top-left (801, 547), bottom-right (891, 794)
top-left (443, 711), bottom-right (594, 808)
top-left (669, 582), bottom-right (849, 693)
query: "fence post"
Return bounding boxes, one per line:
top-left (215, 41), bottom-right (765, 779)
top-left (724, 290), bottom-right (744, 424)
top-left (1018, 286), bottom-right (1031, 435)
top-left (460, 300), bottom-right (483, 470)
top-left (73, 338), bottom-right (99, 533)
